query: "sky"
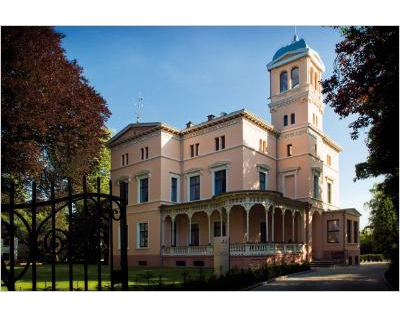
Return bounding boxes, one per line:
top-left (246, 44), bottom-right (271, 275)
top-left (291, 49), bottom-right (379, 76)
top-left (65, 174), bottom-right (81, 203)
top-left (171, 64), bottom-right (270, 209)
top-left (55, 26), bottom-right (382, 228)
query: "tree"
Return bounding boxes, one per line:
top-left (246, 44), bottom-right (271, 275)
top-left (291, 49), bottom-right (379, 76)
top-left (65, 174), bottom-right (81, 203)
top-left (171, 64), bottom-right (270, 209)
top-left (365, 185), bottom-right (399, 289)
top-left (321, 26), bottom-right (399, 212)
top-left (1, 27), bottom-right (111, 200)
top-left (360, 226), bottom-right (374, 254)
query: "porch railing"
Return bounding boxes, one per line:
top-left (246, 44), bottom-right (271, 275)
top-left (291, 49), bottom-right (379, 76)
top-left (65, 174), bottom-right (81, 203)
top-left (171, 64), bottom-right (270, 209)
top-left (162, 245), bottom-right (214, 256)
top-left (161, 243), bottom-right (305, 257)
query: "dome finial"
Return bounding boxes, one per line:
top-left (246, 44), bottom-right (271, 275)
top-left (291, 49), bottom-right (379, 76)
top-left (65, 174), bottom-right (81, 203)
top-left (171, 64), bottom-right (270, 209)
top-left (293, 25), bottom-right (298, 42)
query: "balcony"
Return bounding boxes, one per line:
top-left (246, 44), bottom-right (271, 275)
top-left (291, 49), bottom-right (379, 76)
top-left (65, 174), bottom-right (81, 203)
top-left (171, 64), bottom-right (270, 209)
top-left (161, 243), bottom-right (305, 257)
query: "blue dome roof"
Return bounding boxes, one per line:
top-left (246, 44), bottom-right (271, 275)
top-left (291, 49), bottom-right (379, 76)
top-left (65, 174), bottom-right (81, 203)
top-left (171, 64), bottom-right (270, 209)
top-left (272, 38), bottom-right (308, 61)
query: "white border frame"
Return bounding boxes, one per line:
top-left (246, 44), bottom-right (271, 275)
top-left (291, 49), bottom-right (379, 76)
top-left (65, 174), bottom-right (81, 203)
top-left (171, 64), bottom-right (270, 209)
top-left (136, 221), bottom-right (149, 250)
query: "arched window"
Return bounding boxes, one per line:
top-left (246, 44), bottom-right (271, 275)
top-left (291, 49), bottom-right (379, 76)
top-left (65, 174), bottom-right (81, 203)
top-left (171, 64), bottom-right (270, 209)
top-left (280, 71), bottom-right (288, 93)
top-left (291, 67), bottom-right (299, 89)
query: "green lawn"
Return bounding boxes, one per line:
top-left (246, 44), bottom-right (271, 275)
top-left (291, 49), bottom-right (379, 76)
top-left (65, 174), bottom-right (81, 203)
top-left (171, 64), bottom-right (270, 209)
top-left (2, 264), bottom-right (214, 291)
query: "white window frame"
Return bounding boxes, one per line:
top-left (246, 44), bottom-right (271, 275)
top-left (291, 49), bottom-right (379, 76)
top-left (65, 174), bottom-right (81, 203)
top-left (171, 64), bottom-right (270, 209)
top-left (209, 162), bottom-right (230, 196)
top-left (135, 170), bottom-right (151, 204)
top-left (169, 173), bottom-right (181, 203)
top-left (187, 171), bottom-right (201, 202)
top-left (257, 164), bottom-right (270, 190)
top-left (312, 168), bottom-right (322, 200)
top-left (136, 221), bottom-right (149, 249)
top-left (325, 176), bottom-right (334, 205)
top-left (117, 224), bottom-right (130, 249)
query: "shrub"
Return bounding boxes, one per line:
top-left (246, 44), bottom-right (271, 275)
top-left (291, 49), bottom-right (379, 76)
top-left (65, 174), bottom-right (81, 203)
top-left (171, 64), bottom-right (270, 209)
top-left (360, 254), bottom-right (384, 262)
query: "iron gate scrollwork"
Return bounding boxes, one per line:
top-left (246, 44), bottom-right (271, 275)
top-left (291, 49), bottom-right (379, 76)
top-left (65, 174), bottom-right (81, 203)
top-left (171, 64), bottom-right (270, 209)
top-left (1, 177), bottom-right (128, 291)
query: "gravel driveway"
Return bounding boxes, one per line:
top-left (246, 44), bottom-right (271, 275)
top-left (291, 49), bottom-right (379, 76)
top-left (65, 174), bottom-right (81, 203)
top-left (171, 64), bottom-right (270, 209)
top-left (251, 263), bottom-right (392, 291)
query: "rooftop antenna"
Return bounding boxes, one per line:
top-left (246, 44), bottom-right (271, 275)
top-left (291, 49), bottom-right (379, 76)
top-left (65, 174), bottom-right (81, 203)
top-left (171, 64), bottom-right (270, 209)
top-left (135, 93), bottom-right (144, 123)
top-left (293, 25), bottom-right (299, 42)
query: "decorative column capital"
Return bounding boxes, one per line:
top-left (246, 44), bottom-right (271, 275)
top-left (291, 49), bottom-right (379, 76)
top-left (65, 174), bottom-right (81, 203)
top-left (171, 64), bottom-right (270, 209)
top-left (243, 203), bottom-right (253, 213)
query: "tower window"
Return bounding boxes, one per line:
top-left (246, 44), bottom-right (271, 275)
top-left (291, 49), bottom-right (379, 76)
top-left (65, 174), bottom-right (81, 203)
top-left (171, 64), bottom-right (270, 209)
top-left (283, 115), bottom-right (288, 126)
top-left (190, 145), bottom-right (194, 158)
top-left (221, 136), bottom-right (225, 149)
top-left (291, 67), bottom-right (299, 89)
top-left (313, 174), bottom-right (320, 199)
top-left (215, 137), bottom-right (219, 151)
top-left (290, 113), bottom-right (295, 124)
top-left (195, 143), bottom-right (199, 156)
top-left (280, 71), bottom-right (288, 93)
top-left (327, 155), bottom-right (332, 166)
top-left (287, 144), bottom-right (293, 157)
top-left (327, 182), bottom-right (332, 204)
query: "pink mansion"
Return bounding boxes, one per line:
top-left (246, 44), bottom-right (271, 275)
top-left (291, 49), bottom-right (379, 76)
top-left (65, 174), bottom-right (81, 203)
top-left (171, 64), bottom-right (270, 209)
top-left (109, 36), bottom-right (361, 269)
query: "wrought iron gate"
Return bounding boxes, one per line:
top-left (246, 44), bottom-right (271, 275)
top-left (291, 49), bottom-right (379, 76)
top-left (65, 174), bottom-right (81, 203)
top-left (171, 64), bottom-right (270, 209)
top-left (1, 177), bottom-right (128, 291)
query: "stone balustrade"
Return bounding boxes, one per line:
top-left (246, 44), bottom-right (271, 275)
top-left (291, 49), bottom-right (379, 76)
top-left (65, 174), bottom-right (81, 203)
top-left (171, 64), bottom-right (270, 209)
top-left (161, 243), bottom-right (304, 257)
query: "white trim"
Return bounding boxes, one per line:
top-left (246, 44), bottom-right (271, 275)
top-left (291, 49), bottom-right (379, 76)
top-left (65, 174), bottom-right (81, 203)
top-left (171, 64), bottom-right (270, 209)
top-left (136, 221), bottom-right (149, 250)
top-left (136, 172), bottom-right (150, 204)
top-left (169, 173), bottom-right (181, 203)
top-left (258, 169), bottom-right (269, 190)
top-left (186, 171), bottom-right (201, 202)
top-left (209, 161), bottom-right (230, 196)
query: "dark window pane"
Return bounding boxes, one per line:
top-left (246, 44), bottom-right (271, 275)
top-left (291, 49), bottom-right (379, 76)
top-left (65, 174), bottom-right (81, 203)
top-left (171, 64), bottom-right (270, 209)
top-left (195, 143), bottom-right (199, 156)
top-left (284, 115), bottom-right (288, 126)
top-left (353, 222), bottom-right (358, 243)
top-left (327, 220), bottom-right (339, 243)
top-left (290, 113), bottom-right (295, 124)
top-left (141, 148), bottom-right (144, 160)
top-left (191, 224), bottom-right (199, 246)
top-left (280, 72), bottom-right (288, 92)
top-left (259, 172), bottom-right (266, 190)
top-left (145, 147), bottom-right (149, 159)
top-left (191, 145), bottom-right (194, 157)
top-left (140, 178), bottom-right (148, 203)
top-left (214, 170), bottom-right (226, 195)
top-left (190, 175), bottom-right (200, 201)
top-left (291, 67), bottom-right (299, 89)
top-left (171, 177), bottom-right (178, 202)
top-left (214, 221), bottom-right (226, 237)
top-left (347, 220), bottom-right (352, 243)
top-left (215, 137), bottom-right (219, 151)
top-left (139, 223), bottom-right (148, 247)
top-left (221, 136), bottom-right (225, 149)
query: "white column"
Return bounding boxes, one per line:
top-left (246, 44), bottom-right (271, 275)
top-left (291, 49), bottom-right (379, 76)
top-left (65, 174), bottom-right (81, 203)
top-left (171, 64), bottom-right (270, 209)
top-left (271, 208), bottom-right (275, 242)
top-left (220, 210), bottom-right (223, 237)
top-left (292, 211), bottom-right (295, 243)
top-left (161, 218), bottom-right (165, 246)
top-left (246, 209), bottom-right (250, 242)
top-left (282, 209), bottom-right (285, 243)
top-left (265, 208), bottom-right (269, 243)
top-left (226, 207), bottom-right (231, 240)
top-left (188, 214), bottom-right (192, 246)
top-left (172, 216), bottom-right (176, 246)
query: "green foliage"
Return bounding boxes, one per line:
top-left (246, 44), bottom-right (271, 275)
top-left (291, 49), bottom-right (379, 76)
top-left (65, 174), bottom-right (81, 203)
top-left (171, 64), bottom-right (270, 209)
top-left (322, 26), bottom-right (399, 212)
top-left (360, 226), bottom-right (375, 254)
top-left (365, 185), bottom-right (399, 258)
top-left (360, 254), bottom-right (385, 262)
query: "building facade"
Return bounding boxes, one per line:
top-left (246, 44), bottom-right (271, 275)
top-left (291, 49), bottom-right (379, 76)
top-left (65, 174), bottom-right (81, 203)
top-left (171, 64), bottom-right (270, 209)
top-left (109, 36), bottom-right (361, 269)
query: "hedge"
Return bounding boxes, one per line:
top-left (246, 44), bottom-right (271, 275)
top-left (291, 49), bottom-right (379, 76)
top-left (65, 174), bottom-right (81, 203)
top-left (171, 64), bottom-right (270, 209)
top-left (360, 254), bottom-right (385, 262)
top-left (128, 262), bottom-right (310, 291)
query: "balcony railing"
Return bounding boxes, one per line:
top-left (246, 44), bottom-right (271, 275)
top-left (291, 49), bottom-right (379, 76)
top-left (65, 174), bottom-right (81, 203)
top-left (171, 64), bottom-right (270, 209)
top-left (161, 243), bottom-right (305, 257)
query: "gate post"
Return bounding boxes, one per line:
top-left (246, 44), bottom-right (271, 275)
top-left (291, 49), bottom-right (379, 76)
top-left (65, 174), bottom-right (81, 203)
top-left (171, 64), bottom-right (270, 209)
top-left (119, 182), bottom-right (129, 290)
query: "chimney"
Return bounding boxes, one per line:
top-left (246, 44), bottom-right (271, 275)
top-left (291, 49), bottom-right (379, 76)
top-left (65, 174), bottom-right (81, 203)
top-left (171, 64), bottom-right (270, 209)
top-left (207, 114), bottom-right (216, 121)
top-left (186, 121), bottom-right (194, 128)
